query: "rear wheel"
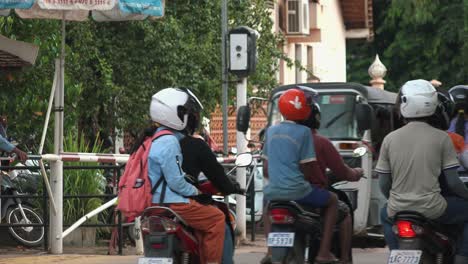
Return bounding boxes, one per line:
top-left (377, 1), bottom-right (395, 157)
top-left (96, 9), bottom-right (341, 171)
top-left (7, 205), bottom-right (44, 247)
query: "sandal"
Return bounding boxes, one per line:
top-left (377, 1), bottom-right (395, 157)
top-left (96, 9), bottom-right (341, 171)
top-left (314, 258), bottom-right (341, 264)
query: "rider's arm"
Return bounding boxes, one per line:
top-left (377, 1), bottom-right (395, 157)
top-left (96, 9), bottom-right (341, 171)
top-left (262, 159), bottom-right (269, 179)
top-left (195, 138), bottom-right (238, 194)
top-left (300, 128), bottom-right (316, 182)
top-left (441, 167), bottom-right (468, 199)
top-left (0, 133), bottom-right (14, 152)
top-left (376, 136), bottom-right (392, 199)
top-left (378, 172), bottom-right (392, 199)
top-left (321, 136), bottom-right (361, 181)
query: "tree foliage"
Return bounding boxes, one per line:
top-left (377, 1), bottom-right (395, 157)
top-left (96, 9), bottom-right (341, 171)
top-left (347, 0), bottom-right (468, 92)
top-left (0, 0), bottom-right (282, 152)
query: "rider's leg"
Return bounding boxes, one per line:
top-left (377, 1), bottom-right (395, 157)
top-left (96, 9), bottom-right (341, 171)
top-left (221, 223), bottom-right (234, 264)
top-left (261, 201), bottom-right (273, 264)
top-left (317, 192), bottom-right (338, 261)
top-left (296, 188), bottom-right (338, 262)
top-left (436, 196), bottom-right (468, 260)
top-left (380, 205), bottom-right (398, 250)
top-left (170, 199), bottom-right (225, 264)
top-left (338, 212), bottom-right (352, 263)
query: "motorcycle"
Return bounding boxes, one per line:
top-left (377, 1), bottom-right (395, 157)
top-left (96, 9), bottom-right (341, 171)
top-left (267, 147), bottom-right (367, 264)
top-left (387, 174), bottom-right (468, 264)
top-left (138, 152), bottom-right (253, 264)
top-left (0, 158), bottom-right (44, 247)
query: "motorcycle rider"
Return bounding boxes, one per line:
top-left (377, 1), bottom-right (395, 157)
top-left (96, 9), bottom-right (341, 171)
top-left (299, 101), bottom-right (364, 264)
top-left (143, 87), bottom-right (225, 264)
top-left (0, 115), bottom-right (28, 162)
top-left (377, 80), bottom-right (468, 264)
top-left (262, 88), bottom-right (340, 264)
top-left (448, 85), bottom-right (468, 144)
top-left (176, 89), bottom-right (244, 264)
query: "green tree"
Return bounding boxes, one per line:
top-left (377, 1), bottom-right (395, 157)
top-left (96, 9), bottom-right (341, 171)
top-left (347, 0), bottom-right (468, 92)
top-left (0, 0), bottom-right (283, 151)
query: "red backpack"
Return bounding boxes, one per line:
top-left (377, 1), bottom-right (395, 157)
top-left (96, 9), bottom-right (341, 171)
top-left (117, 130), bottom-right (174, 219)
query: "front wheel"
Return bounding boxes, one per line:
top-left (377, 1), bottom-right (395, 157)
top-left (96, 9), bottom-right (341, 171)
top-left (7, 205), bottom-right (44, 247)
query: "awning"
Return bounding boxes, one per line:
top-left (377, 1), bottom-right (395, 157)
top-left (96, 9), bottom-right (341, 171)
top-left (0, 34), bottom-right (39, 70)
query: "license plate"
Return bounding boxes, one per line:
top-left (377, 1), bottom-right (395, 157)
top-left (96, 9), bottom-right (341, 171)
top-left (138, 257), bottom-right (173, 264)
top-left (388, 250), bottom-right (422, 264)
top-left (267, 232), bottom-right (295, 247)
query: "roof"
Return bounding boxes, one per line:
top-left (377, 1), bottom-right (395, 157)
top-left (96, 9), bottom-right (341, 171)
top-left (271, 82), bottom-right (397, 104)
top-left (340, 0), bottom-right (373, 30)
top-left (0, 34), bottom-right (39, 70)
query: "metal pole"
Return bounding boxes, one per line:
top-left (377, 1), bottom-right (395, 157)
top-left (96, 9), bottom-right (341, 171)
top-left (235, 77), bottom-right (248, 241)
top-left (50, 14), bottom-right (65, 254)
top-left (221, 0), bottom-right (228, 155)
top-left (250, 177), bottom-right (255, 242)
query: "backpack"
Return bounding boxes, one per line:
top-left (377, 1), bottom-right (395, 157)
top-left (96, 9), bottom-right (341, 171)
top-left (117, 129), bottom-right (174, 219)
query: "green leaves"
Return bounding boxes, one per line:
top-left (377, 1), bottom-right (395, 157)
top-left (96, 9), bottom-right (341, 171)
top-left (347, 0), bottom-right (467, 92)
top-left (0, 0), bottom-right (282, 150)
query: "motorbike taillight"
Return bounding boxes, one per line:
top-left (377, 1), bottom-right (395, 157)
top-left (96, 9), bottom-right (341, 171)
top-left (142, 217), bottom-right (178, 234)
top-left (394, 220), bottom-right (423, 238)
top-left (269, 208), bottom-right (295, 224)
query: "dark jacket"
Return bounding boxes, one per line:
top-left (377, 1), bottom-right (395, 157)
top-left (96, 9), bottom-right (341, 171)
top-left (180, 136), bottom-right (238, 195)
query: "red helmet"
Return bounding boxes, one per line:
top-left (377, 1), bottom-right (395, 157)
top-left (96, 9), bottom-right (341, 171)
top-left (278, 88), bottom-right (311, 121)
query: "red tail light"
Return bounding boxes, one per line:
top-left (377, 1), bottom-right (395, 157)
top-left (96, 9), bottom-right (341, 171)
top-left (142, 217), bottom-right (178, 234)
top-left (151, 243), bottom-right (165, 249)
top-left (269, 208), bottom-right (295, 224)
top-left (394, 220), bottom-right (423, 238)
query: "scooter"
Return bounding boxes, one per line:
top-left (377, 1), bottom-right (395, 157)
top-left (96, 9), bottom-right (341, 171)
top-left (138, 153), bottom-right (253, 264)
top-left (387, 175), bottom-right (468, 264)
top-left (267, 147), bottom-right (366, 264)
top-left (0, 158), bottom-right (44, 247)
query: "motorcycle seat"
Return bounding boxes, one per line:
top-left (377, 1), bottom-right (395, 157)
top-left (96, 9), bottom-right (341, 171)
top-left (269, 201), bottom-right (321, 218)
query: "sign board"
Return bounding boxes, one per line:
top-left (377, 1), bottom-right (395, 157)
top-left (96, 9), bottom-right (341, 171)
top-left (15, 2), bottom-right (88, 21)
top-left (0, 0), bottom-right (33, 9)
top-left (38, 0), bottom-right (116, 10)
top-left (92, 5), bottom-right (148, 21)
top-left (119, 0), bottom-right (164, 17)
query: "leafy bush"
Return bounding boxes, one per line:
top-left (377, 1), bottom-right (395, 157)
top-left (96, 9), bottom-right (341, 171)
top-left (62, 131), bottom-right (106, 225)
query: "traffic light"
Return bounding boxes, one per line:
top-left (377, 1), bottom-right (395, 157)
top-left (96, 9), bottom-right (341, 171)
top-left (228, 26), bottom-right (258, 78)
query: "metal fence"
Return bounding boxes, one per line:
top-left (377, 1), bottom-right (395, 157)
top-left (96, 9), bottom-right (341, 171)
top-left (0, 158), bottom-right (125, 254)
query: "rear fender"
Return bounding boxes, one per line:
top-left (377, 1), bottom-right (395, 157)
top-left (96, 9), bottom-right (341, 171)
top-left (143, 232), bottom-right (178, 258)
top-left (1, 198), bottom-right (17, 218)
top-left (270, 225), bottom-right (295, 263)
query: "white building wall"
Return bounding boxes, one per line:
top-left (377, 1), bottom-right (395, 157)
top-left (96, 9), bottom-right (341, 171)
top-left (316, 0), bottom-right (347, 82)
top-left (279, 0), bottom-right (347, 84)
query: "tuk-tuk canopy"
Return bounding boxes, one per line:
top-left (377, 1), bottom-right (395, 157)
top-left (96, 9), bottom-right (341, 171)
top-left (271, 82), bottom-right (397, 105)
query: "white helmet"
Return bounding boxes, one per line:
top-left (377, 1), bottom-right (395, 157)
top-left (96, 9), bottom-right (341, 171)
top-left (150, 88), bottom-right (203, 131)
top-left (399, 79), bottom-right (438, 118)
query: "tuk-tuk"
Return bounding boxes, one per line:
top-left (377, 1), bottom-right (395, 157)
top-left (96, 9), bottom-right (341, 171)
top-left (238, 82), bottom-right (400, 235)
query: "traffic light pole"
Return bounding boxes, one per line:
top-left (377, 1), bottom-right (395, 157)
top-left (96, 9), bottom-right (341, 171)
top-left (235, 77), bottom-right (248, 241)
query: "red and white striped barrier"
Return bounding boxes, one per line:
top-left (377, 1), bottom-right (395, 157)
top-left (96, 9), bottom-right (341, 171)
top-left (40, 152), bottom-right (262, 165)
top-left (42, 153), bottom-right (130, 163)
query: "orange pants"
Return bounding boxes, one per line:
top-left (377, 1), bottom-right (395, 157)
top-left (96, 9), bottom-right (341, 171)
top-left (169, 199), bottom-right (225, 263)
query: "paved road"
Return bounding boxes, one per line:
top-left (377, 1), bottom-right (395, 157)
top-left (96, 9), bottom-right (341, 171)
top-left (0, 247), bottom-right (389, 264)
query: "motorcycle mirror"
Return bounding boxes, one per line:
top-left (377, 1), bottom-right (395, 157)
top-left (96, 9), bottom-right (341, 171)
top-left (230, 147), bottom-right (238, 155)
top-left (352, 147), bottom-right (367, 157)
top-left (235, 153), bottom-right (253, 167)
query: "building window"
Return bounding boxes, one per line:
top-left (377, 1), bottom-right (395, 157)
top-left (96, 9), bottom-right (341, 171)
top-left (307, 46), bottom-right (313, 81)
top-left (295, 44), bottom-right (302, 84)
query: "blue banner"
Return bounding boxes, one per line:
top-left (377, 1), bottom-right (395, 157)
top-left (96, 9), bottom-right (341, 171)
top-left (119, 0), bottom-right (163, 17)
top-left (0, 0), bottom-right (34, 9)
